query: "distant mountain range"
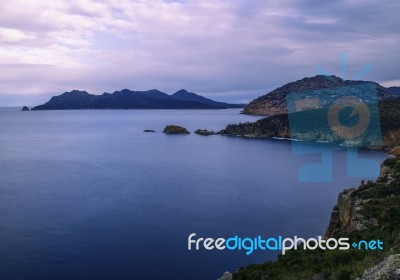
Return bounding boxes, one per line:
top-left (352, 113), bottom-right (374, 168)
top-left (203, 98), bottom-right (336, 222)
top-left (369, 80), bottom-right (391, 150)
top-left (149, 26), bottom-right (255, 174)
top-left (29, 76), bottom-right (399, 112)
top-left (31, 89), bottom-right (244, 110)
top-left (243, 75), bottom-right (400, 115)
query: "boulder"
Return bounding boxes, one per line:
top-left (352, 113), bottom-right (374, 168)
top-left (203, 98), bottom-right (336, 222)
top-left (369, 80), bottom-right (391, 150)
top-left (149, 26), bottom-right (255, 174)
top-left (163, 125), bottom-right (190, 134)
top-left (21, 106), bottom-right (30, 111)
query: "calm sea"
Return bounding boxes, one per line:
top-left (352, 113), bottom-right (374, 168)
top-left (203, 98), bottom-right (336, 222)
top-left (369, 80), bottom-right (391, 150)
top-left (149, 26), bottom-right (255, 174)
top-left (0, 108), bottom-right (387, 280)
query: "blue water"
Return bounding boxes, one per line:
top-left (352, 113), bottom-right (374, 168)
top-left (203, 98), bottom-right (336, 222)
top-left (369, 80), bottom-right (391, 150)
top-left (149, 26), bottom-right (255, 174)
top-left (0, 108), bottom-right (387, 280)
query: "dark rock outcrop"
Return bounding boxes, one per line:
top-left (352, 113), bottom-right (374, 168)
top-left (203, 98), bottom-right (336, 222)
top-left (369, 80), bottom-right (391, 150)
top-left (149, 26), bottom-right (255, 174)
top-left (163, 125), bottom-right (190, 134)
top-left (31, 89), bottom-right (244, 110)
top-left (194, 129), bottom-right (216, 136)
top-left (219, 114), bottom-right (290, 139)
top-left (144, 130), bottom-right (156, 133)
top-left (243, 75), bottom-right (399, 116)
top-left (21, 106), bottom-right (30, 111)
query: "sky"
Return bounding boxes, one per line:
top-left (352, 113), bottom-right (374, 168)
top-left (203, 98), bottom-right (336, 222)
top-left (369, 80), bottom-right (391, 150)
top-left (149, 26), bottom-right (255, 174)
top-left (0, 0), bottom-right (399, 106)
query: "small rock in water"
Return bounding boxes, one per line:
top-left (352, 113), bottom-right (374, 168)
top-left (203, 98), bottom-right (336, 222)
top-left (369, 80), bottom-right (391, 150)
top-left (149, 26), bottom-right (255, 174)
top-left (163, 125), bottom-right (190, 134)
top-left (195, 129), bottom-right (216, 136)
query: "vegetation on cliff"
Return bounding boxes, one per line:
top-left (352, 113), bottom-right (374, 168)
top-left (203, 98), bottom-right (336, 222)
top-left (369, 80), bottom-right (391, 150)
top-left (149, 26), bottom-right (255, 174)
top-left (232, 156), bottom-right (400, 280)
top-left (379, 97), bottom-right (400, 148)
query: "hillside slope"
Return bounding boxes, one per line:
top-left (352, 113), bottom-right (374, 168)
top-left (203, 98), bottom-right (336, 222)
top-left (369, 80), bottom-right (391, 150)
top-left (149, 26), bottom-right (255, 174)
top-left (243, 75), bottom-right (399, 116)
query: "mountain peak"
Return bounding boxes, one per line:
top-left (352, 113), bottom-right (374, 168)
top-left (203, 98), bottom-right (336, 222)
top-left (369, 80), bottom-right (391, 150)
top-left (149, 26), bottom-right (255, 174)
top-left (65, 90), bottom-right (90, 95)
top-left (173, 89), bottom-right (191, 95)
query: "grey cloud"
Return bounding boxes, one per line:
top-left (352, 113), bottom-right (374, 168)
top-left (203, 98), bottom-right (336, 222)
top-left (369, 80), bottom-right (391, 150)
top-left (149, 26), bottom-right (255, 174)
top-left (0, 0), bottom-right (399, 106)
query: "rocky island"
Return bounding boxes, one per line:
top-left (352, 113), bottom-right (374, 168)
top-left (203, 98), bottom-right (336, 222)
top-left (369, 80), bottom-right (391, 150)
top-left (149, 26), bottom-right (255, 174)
top-left (163, 125), bottom-right (190, 134)
top-left (31, 89), bottom-right (244, 110)
top-left (194, 129), bottom-right (217, 136)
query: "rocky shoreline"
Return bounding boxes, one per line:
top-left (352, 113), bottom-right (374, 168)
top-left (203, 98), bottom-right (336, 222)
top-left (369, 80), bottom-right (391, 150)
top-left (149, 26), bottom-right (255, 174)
top-left (218, 96), bottom-right (400, 149)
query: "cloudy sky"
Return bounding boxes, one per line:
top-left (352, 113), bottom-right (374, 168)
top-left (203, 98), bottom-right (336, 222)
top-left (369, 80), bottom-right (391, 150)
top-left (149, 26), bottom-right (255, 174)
top-left (0, 0), bottom-right (399, 106)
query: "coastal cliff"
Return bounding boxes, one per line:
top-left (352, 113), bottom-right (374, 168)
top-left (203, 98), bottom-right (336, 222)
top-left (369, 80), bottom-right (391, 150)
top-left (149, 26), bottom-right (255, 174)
top-left (232, 155), bottom-right (400, 280)
top-left (220, 96), bottom-right (400, 148)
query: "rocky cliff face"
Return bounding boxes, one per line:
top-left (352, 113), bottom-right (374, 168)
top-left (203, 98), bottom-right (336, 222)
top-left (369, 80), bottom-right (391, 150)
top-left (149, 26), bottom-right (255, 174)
top-left (315, 155), bottom-right (400, 278)
top-left (326, 155), bottom-right (400, 238)
top-left (221, 96), bottom-right (400, 148)
top-left (324, 187), bottom-right (380, 238)
top-left (243, 75), bottom-right (398, 116)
